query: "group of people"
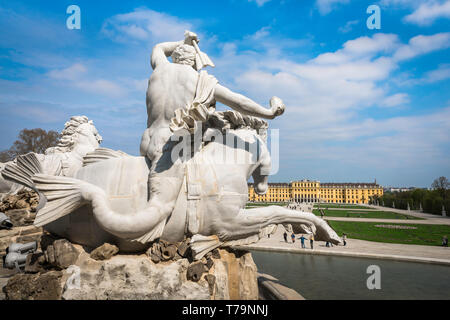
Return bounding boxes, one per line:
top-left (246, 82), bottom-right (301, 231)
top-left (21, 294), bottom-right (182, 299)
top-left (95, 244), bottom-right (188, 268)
top-left (282, 231), bottom-right (315, 249)
top-left (282, 231), bottom-right (347, 250)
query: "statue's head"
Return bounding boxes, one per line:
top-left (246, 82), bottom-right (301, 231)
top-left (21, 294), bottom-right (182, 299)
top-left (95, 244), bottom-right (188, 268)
top-left (171, 44), bottom-right (196, 68)
top-left (45, 116), bottom-right (102, 154)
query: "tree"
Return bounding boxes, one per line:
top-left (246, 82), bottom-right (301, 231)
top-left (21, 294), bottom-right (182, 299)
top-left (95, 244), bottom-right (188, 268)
top-left (432, 176), bottom-right (449, 200)
top-left (0, 128), bottom-right (60, 162)
top-left (411, 188), bottom-right (426, 208)
top-left (0, 149), bottom-right (15, 162)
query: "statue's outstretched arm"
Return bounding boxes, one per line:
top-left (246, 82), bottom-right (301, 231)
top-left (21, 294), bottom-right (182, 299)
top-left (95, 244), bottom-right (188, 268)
top-left (214, 84), bottom-right (285, 120)
top-left (150, 40), bottom-right (184, 70)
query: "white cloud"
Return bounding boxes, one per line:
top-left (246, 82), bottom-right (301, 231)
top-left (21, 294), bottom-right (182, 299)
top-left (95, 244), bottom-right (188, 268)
top-left (380, 0), bottom-right (423, 7)
top-left (393, 32), bottom-right (450, 61)
top-left (391, 63), bottom-right (450, 86)
top-left (248, 0), bottom-right (271, 6)
top-left (47, 63), bottom-right (87, 81)
top-left (313, 33), bottom-right (400, 65)
top-left (381, 0), bottom-right (450, 26)
top-left (338, 20), bottom-right (359, 33)
top-left (381, 93), bottom-right (410, 107)
top-left (404, 0), bottom-right (450, 26)
top-left (101, 8), bottom-right (194, 44)
top-left (76, 79), bottom-right (126, 98)
top-left (46, 63), bottom-right (127, 98)
top-left (316, 0), bottom-right (350, 15)
top-left (423, 64), bottom-right (450, 82)
top-left (0, 99), bottom-right (68, 124)
top-left (248, 26), bottom-right (271, 40)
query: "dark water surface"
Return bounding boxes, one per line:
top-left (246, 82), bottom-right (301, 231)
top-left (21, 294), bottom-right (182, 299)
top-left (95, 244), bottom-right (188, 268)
top-left (250, 250), bottom-right (450, 300)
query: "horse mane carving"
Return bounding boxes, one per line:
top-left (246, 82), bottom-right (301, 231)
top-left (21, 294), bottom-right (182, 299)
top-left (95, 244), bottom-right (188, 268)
top-left (207, 110), bottom-right (268, 141)
top-left (1, 115), bottom-right (104, 195)
top-left (46, 116), bottom-right (102, 154)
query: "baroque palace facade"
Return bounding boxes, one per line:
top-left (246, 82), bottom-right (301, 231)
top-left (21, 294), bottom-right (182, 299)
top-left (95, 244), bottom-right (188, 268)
top-left (248, 179), bottom-right (383, 204)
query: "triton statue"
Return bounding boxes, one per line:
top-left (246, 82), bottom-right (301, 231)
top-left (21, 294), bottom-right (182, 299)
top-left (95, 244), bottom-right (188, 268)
top-left (2, 31), bottom-right (341, 259)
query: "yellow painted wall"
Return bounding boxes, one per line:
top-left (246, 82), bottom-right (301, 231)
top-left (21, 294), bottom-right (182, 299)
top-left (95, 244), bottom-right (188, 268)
top-left (248, 180), bottom-right (383, 204)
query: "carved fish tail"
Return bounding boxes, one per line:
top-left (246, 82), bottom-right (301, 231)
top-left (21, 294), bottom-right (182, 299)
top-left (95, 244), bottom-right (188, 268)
top-left (131, 218), bottom-right (167, 244)
top-left (2, 153), bottom-right (48, 211)
top-left (82, 147), bottom-right (130, 167)
top-left (32, 174), bottom-right (86, 227)
top-left (2, 153), bottom-right (42, 190)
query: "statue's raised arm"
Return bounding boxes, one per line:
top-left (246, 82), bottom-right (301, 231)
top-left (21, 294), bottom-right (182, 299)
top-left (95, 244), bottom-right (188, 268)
top-left (150, 31), bottom-right (199, 70)
top-left (151, 40), bottom-right (184, 70)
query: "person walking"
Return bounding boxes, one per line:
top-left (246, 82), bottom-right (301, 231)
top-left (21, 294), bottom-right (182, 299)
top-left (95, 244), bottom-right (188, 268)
top-left (283, 232), bottom-right (288, 243)
top-left (291, 233), bottom-right (295, 243)
top-left (310, 234), bottom-right (314, 250)
top-left (342, 233), bottom-right (347, 246)
top-left (442, 235), bottom-right (448, 247)
top-left (299, 235), bottom-right (306, 248)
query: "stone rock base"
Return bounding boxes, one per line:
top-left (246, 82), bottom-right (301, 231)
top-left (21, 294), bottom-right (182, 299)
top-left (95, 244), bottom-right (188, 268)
top-left (0, 190), bottom-right (43, 256)
top-left (4, 244), bottom-right (259, 300)
top-left (5, 271), bottom-right (63, 300)
top-left (0, 190), bottom-right (39, 213)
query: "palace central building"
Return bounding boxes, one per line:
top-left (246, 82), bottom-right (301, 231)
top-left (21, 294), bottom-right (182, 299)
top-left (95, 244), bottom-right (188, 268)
top-left (248, 179), bottom-right (383, 204)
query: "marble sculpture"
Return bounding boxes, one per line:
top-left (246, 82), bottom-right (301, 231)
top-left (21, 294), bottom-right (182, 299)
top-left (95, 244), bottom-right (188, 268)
top-left (2, 31), bottom-right (341, 259)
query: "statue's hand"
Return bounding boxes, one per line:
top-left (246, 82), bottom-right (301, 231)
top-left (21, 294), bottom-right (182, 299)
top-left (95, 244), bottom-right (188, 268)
top-left (255, 181), bottom-right (268, 195)
top-left (270, 96), bottom-right (285, 118)
top-left (184, 30), bottom-right (199, 45)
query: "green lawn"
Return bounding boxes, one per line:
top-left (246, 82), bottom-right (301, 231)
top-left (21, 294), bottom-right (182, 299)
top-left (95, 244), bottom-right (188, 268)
top-left (245, 202), bottom-right (288, 209)
top-left (313, 209), bottom-right (422, 220)
top-left (328, 221), bottom-right (450, 246)
top-left (314, 204), bottom-right (375, 210)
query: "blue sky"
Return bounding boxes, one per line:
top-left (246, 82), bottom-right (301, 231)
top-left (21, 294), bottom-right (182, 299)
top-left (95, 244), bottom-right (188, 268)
top-left (0, 0), bottom-right (449, 187)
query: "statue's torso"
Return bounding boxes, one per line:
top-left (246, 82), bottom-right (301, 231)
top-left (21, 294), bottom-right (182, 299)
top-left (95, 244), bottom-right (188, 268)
top-left (147, 64), bottom-right (198, 129)
top-left (141, 63), bottom-right (198, 160)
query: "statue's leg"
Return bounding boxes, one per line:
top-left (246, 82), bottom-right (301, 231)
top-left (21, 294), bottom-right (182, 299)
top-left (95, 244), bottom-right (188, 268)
top-left (143, 141), bottom-right (185, 230)
top-left (217, 206), bottom-right (341, 245)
